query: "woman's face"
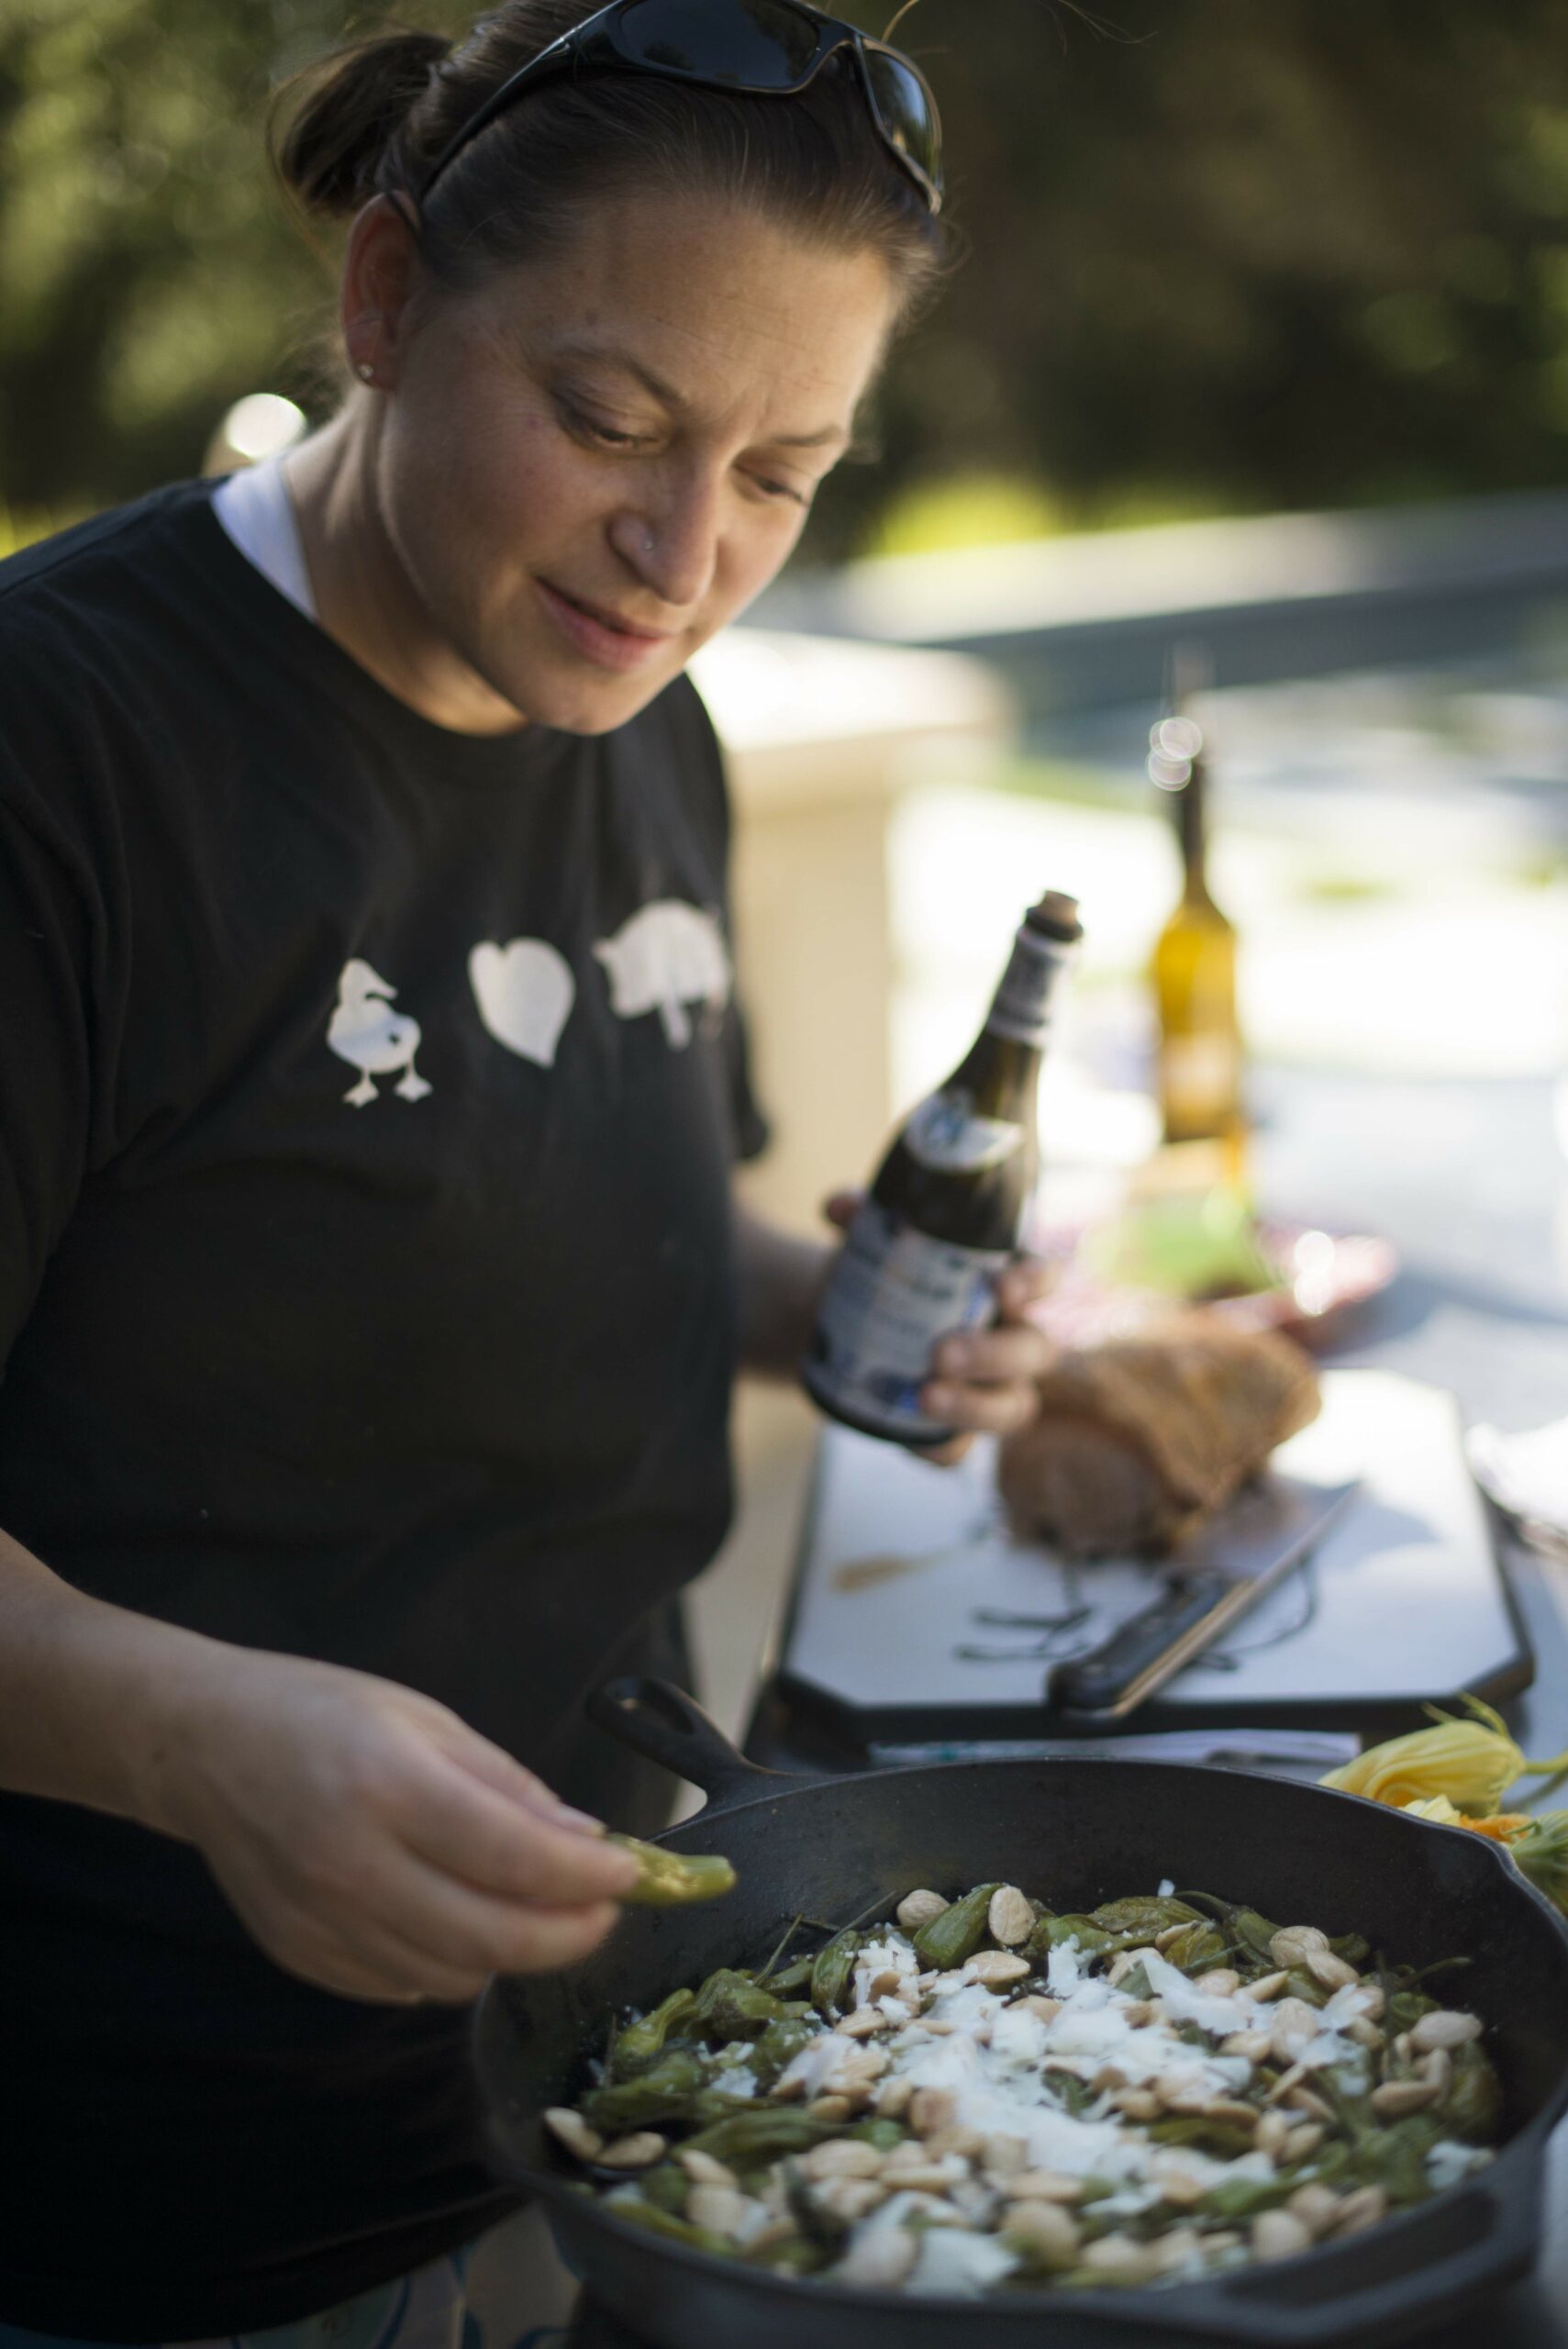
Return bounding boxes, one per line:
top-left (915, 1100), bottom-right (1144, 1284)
top-left (356, 190), bottom-right (898, 734)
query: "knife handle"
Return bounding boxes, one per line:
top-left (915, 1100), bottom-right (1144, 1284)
top-left (1048, 1573), bottom-right (1241, 1722)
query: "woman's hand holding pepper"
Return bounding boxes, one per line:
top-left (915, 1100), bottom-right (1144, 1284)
top-left (154, 1646), bottom-right (639, 2004)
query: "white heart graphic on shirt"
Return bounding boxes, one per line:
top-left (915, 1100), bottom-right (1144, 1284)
top-left (469, 939), bottom-right (576, 1068)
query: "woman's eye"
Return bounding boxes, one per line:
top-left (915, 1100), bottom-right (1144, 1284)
top-left (751, 473), bottom-right (810, 507)
top-left (560, 402), bottom-right (644, 451)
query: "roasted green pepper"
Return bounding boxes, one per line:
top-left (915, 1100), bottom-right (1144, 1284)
top-left (607, 1834), bottom-right (737, 1907)
top-left (911, 1882), bottom-right (1004, 1971)
top-left (809, 1929), bottom-right (862, 2018)
top-left (609, 1988), bottom-right (699, 2080)
top-left (689, 1967), bottom-right (788, 2043)
top-left (581, 2047), bottom-right (708, 2134)
top-left (684, 2109), bottom-right (835, 2165)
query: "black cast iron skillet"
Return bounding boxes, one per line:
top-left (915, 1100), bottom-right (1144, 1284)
top-left (474, 1678), bottom-right (1568, 2349)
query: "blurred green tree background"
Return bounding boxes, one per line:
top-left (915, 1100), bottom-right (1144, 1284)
top-left (4, 0), bottom-right (1568, 555)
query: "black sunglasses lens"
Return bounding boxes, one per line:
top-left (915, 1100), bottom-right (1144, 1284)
top-left (617, 0), bottom-right (821, 83)
top-left (862, 46), bottom-right (940, 188)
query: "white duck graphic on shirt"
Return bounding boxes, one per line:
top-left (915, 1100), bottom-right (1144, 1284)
top-left (593, 900), bottom-right (731, 1049)
top-left (327, 960), bottom-right (433, 1106)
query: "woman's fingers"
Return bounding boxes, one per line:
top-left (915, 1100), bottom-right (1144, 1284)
top-left (396, 1756), bottom-right (642, 1909)
top-left (996, 1254), bottom-right (1054, 1320)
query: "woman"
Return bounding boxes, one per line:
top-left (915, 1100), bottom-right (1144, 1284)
top-left (0, 3), bottom-right (1054, 2338)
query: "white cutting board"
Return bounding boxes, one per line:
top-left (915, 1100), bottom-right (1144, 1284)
top-left (780, 1370), bottom-right (1527, 1726)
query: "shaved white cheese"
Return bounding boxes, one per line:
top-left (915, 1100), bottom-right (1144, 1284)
top-left (1158, 1878), bottom-right (1175, 1897)
top-left (710, 2063), bottom-right (758, 2099)
top-left (1046, 1940), bottom-right (1085, 1995)
top-left (1427, 2139), bottom-right (1491, 2193)
top-left (851, 1933), bottom-right (919, 2011)
top-left (1141, 1948), bottom-right (1250, 2035)
top-left (907, 2225), bottom-right (1020, 2296)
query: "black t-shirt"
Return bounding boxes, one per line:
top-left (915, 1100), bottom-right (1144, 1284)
top-left (0, 482), bottom-right (766, 2336)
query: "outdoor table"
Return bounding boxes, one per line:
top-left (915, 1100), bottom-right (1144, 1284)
top-left (563, 1060), bottom-right (1568, 2344)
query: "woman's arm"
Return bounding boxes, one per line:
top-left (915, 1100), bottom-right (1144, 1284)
top-left (0, 1529), bottom-right (639, 2002)
top-left (733, 1190), bottom-right (1057, 1450)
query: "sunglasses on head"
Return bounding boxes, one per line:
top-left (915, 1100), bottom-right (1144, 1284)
top-left (419, 0), bottom-right (943, 214)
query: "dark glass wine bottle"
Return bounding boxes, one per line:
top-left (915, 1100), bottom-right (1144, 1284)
top-left (802, 891), bottom-right (1083, 1449)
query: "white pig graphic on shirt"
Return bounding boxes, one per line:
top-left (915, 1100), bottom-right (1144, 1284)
top-left (326, 960), bottom-right (433, 1105)
top-left (593, 901), bottom-right (731, 1049)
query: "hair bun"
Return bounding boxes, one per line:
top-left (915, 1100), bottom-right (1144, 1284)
top-left (272, 29), bottom-right (454, 217)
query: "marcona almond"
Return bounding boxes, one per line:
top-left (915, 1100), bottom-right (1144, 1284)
top-left (1418, 2047), bottom-right (1453, 2096)
top-left (834, 2008), bottom-right (889, 2039)
top-left (1111, 2089), bottom-right (1162, 2122)
top-left (1221, 2030), bottom-right (1273, 2064)
top-left (1156, 2169), bottom-right (1207, 2210)
top-left (1006, 2169), bottom-right (1086, 2204)
top-left (988, 1886), bottom-right (1035, 1946)
top-left (1345, 2017), bottom-right (1385, 2051)
top-left (801, 2139), bottom-right (884, 2180)
top-left (909, 2087), bottom-right (958, 2137)
top-left (966, 1950), bottom-right (1031, 1988)
top-left (1306, 1949), bottom-right (1360, 1992)
top-left (1252, 2210), bottom-right (1313, 2262)
top-left (820, 2178), bottom-right (888, 2225)
top-left (543, 2108), bottom-right (604, 2164)
top-left (1246, 1970), bottom-right (1290, 2002)
top-left (1371, 2079), bottom-right (1441, 2118)
top-left (1081, 2235), bottom-right (1160, 2282)
top-left (1284, 2086), bottom-right (1334, 2124)
top-left (982, 2133), bottom-right (1029, 2177)
top-left (1254, 2110), bottom-right (1291, 2160)
top-left (1016, 1995), bottom-right (1062, 2024)
top-left (1286, 2183), bottom-right (1343, 2237)
top-left (1284, 2122), bottom-right (1326, 2161)
top-left (807, 2094), bottom-right (852, 2123)
top-left (896, 1889), bottom-right (950, 1932)
top-left (873, 2076), bottom-right (915, 2120)
top-left (678, 2149), bottom-right (738, 2188)
top-left (1269, 1998), bottom-right (1320, 2063)
top-left (597, 2132), bottom-right (667, 2170)
top-left (1005, 2200), bottom-right (1081, 2266)
top-left (1194, 1968), bottom-right (1242, 1998)
top-left (1269, 1927), bottom-right (1329, 1967)
top-left (687, 2185), bottom-right (751, 2238)
top-left (867, 1968), bottom-right (905, 2000)
top-left (1331, 2185), bottom-right (1388, 2236)
top-left (1410, 2009), bottom-right (1483, 2053)
top-left (925, 2124), bottom-right (988, 2162)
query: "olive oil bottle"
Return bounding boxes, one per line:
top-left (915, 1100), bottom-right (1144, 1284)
top-left (802, 891), bottom-right (1082, 1449)
top-left (1150, 715), bottom-right (1244, 1173)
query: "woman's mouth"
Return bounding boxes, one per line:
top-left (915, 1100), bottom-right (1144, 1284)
top-left (535, 579), bottom-right (674, 674)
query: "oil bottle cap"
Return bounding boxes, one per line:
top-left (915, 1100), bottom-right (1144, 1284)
top-left (1026, 891), bottom-right (1084, 944)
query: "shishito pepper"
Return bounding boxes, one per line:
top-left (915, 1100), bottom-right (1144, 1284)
top-left (609, 1987), bottom-right (698, 2080)
top-left (809, 1929), bottom-right (862, 2018)
top-left (606, 1833), bottom-right (737, 1907)
top-left (911, 1882), bottom-right (1003, 1969)
top-left (581, 2047), bottom-right (707, 2134)
top-left (688, 1967), bottom-right (788, 2043)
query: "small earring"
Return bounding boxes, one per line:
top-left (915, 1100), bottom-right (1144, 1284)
top-left (356, 362), bottom-right (375, 384)
top-left (643, 532), bottom-right (656, 555)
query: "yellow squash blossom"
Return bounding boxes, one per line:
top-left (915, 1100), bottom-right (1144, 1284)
top-left (1398, 1796), bottom-right (1531, 1840)
top-left (1320, 1698), bottom-right (1568, 1816)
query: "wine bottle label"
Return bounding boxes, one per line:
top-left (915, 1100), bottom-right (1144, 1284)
top-left (903, 1087), bottom-right (1022, 1174)
top-left (802, 1199), bottom-right (1010, 1443)
top-left (985, 930), bottom-right (1075, 1049)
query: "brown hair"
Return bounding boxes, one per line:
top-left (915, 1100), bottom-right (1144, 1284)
top-left (271, 6), bottom-right (948, 331)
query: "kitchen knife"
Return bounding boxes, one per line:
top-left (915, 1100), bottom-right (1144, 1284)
top-left (1046, 1472), bottom-right (1360, 1726)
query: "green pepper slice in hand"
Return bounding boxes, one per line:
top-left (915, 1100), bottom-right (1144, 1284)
top-left (606, 1834), bottom-right (737, 1907)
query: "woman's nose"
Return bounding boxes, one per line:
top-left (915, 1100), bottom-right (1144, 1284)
top-left (611, 476), bottom-right (722, 610)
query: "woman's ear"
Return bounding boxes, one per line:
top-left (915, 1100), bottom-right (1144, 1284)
top-left (340, 194), bottom-right (423, 388)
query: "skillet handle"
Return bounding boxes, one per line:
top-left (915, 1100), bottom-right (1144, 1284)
top-left (586, 1677), bottom-right (788, 1816)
